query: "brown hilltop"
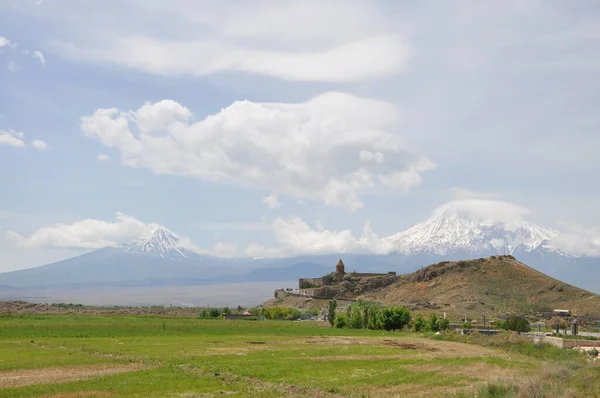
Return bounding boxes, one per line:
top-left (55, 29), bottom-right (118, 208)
top-left (264, 256), bottom-right (600, 319)
top-left (361, 256), bottom-right (600, 318)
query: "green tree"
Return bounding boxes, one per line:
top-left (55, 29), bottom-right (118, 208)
top-left (328, 299), bottom-right (337, 326)
top-left (209, 308), bottom-right (221, 318)
top-left (222, 307), bottom-right (231, 315)
top-left (413, 313), bottom-right (426, 332)
top-left (334, 314), bottom-right (347, 328)
top-left (426, 313), bottom-right (441, 332)
top-left (379, 307), bottom-right (411, 331)
top-left (439, 317), bottom-right (450, 331)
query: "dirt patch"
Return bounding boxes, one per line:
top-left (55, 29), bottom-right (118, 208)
top-left (246, 341), bottom-right (267, 345)
top-left (0, 363), bottom-right (149, 388)
top-left (380, 339), bottom-right (439, 351)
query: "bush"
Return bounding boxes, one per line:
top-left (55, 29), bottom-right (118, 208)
top-left (334, 314), bottom-right (347, 328)
top-left (505, 316), bottom-right (531, 333)
top-left (587, 348), bottom-right (599, 357)
top-left (439, 317), bottom-right (450, 331)
top-left (413, 314), bottom-right (426, 332)
top-left (379, 307), bottom-right (411, 331)
top-left (426, 313), bottom-right (441, 332)
top-left (462, 321), bottom-right (473, 329)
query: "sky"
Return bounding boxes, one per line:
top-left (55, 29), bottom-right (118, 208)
top-left (1, 0), bottom-right (599, 272)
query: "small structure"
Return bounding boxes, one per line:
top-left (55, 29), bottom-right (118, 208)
top-left (335, 258), bottom-right (346, 281)
top-left (553, 309), bottom-right (570, 317)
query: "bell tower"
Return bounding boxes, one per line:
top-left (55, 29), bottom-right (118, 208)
top-left (336, 258), bottom-right (345, 275)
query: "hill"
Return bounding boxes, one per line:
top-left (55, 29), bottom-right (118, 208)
top-left (267, 256), bottom-right (600, 319)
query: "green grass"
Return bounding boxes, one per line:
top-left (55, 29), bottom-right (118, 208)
top-left (0, 315), bottom-right (596, 397)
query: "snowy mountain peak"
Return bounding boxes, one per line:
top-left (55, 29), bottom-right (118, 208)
top-left (125, 223), bottom-right (192, 259)
top-left (386, 211), bottom-right (564, 256)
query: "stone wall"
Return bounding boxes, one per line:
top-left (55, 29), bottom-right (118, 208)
top-left (298, 278), bottom-right (324, 289)
top-left (528, 334), bottom-right (600, 349)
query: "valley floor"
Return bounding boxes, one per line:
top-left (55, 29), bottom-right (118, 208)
top-left (0, 315), bottom-right (598, 397)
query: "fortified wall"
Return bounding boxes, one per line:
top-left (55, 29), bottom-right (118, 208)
top-left (294, 259), bottom-right (398, 298)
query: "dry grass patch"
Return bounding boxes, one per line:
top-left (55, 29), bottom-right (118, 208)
top-left (0, 363), bottom-right (149, 388)
top-left (406, 362), bottom-right (518, 381)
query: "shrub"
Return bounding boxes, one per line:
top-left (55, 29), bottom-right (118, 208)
top-left (505, 316), bottom-right (530, 333)
top-left (334, 314), bottom-right (347, 328)
top-left (379, 307), bottom-right (411, 331)
top-left (587, 348), bottom-right (599, 357)
top-left (413, 314), bottom-right (426, 332)
top-left (439, 317), bottom-right (450, 331)
top-left (426, 313), bottom-right (441, 332)
top-left (462, 321), bottom-right (473, 329)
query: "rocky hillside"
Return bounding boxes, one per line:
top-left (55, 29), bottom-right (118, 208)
top-left (263, 256), bottom-right (600, 319)
top-left (361, 256), bottom-right (600, 318)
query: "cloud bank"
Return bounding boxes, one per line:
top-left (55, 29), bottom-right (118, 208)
top-left (82, 93), bottom-right (434, 211)
top-left (33, 1), bottom-right (407, 82)
top-left (7, 212), bottom-right (148, 249)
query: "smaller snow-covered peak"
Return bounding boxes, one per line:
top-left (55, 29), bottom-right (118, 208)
top-left (125, 223), bottom-right (194, 259)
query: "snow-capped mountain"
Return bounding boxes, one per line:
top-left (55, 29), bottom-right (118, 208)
top-left (125, 224), bottom-right (203, 260)
top-left (386, 209), bottom-right (566, 256)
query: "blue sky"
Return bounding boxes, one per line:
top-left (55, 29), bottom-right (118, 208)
top-left (1, 0), bottom-right (600, 271)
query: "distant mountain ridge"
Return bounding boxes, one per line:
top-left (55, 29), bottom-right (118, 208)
top-left (1, 211), bottom-right (598, 293)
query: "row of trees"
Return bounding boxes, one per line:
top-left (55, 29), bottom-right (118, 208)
top-left (329, 300), bottom-right (450, 332)
top-left (247, 307), bottom-right (302, 320)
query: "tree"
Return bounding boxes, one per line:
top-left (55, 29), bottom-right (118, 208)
top-left (439, 317), bottom-right (450, 331)
top-left (379, 307), bottom-right (411, 331)
top-left (334, 314), bottom-right (347, 328)
top-left (328, 299), bottom-right (337, 327)
top-left (426, 312), bottom-right (441, 332)
top-left (413, 313), bottom-right (426, 332)
top-left (505, 316), bottom-right (530, 333)
top-left (223, 307), bottom-right (231, 315)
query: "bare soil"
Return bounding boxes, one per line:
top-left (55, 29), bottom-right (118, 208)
top-left (0, 363), bottom-right (149, 388)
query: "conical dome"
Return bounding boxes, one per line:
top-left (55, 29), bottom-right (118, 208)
top-left (336, 258), bottom-right (345, 274)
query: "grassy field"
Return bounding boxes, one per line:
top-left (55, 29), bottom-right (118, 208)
top-left (0, 315), bottom-right (598, 397)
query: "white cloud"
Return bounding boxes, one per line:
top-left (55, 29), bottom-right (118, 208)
top-left (262, 193), bottom-right (281, 209)
top-left (432, 199), bottom-right (530, 229)
top-left (31, 139), bottom-right (48, 150)
top-left (203, 242), bottom-right (239, 258)
top-left (81, 93), bottom-right (434, 211)
top-left (32, 50), bottom-right (46, 66)
top-left (6, 212), bottom-right (148, 249)
top-left (551, 224), bottom-right (600, 258)
top-left (29, 1), bottom-right (408, 82)
top-left (244, 217), bottom-right (394, 258)
top-left (61, 35), bottom-right (408, 82)
top-left (0, 130), bottom-right (26, 148)
top-left (7, 61), bottom-right (19, 73)
top-left (451, 188), bottom-right (498, 200)
top-left (96, 153), bottom-right (109, 161)
top-left (0, 36), bottom-right (9, 48)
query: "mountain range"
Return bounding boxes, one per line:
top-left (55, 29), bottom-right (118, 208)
top-left (1, 209), bottom-right (598, 293)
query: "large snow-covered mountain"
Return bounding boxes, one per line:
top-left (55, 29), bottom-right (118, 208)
top-left (386, 211), bottom-right (566, 257)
